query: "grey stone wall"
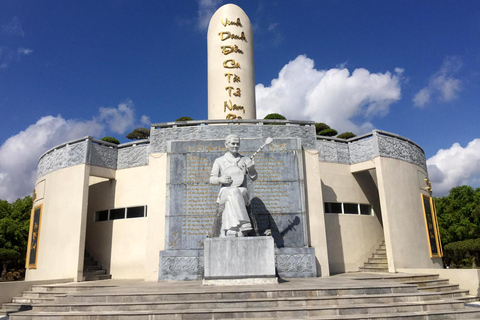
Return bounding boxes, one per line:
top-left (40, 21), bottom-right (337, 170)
top-left (37, 140), bottom-right (89, 179)
top-left (36, 126), bottom-right (426, 181)
top-left (349, 137), bottom-right (377, 164)
top-left (37, 138), bottom-right (151, 179)
top-left (89, 144), bottom-right (117, 169)
top-left (150, 124), bottom-right (317, 154)
top-left (314, 131), bottom-right (426, 169)
top-left (377, 134), bottom-right (426, 171)
top-left (316, 140), bottom-right (350, 164)
top-left (117, 144), bottom-right (149, 169)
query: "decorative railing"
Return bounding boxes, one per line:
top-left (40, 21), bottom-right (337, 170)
top-left (37, 137), bottom-right (151, 178)
top-left (315, 130), bottom-right (426, 170)
top-left (37, 123), bottom-right (426, 178)
top-left (152, 119), bottom-right (315, 128)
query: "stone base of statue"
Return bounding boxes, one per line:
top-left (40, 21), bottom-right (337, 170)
top-left (203, 236), bottom-right (277, 286)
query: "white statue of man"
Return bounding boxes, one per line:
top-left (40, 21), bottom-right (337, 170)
top-left (210, 134), bottom-right (257, 237)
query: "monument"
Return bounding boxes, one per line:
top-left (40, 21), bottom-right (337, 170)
top-left (25, 2), bottom-right (442, 286)
top-left (203, 134), bottom-right (277, 285)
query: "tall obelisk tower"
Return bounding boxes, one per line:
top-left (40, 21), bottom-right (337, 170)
top-left (207, 4), bottom-right (256, 120)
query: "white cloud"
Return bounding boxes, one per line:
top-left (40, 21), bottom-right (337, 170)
top-left (0, 46), bottom-right (33, 69)
top-left (17, 47), bottom-right (33, 55)
top-left (0, 116), bottom-right (103, 202)
top-left (256, 55), bottom-right (402, 133)
top-left (427, 138), bottom-right (480, 196)
top-left (0, 101), bottom-right (144, 202)
top-left (98, 100), bottom-right (136, 134)
top-left (413, 88), bottom-right (431, 107)
top-left (2, 17), bottom-right (24, 37)
top-left (413, 56), bottom-right (462, 108)
top-left (198, 0), bottom-right (223, 31)
top-left (140, 115), bottom-right (151, 126)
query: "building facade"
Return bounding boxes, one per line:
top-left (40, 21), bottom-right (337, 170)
top-left (25, 120), bottom-right (443, 282)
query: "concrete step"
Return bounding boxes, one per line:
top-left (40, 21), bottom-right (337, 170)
top-left (32, 292), bottom-right (478, 312)
top-left (371, 253), bottom-right (387, 259)
top-left (9, 300), bottom-right (476, 319)
top-left (359, 266), bottom-right (389, 272)
top-left (418, 283), bottom-right (461, 292)
top-left (30, 284), bottom-right (113, 293)
top-left (83, 265), bottom-right (103, 271)
top-left (55, 285), bottom-right (419, 304)
top-left (353, 273), bottom-right (441, 282)
top-left (83, 269), bottom-right (107, 276)
top-left (83, 274), bottom-right (112, 281)
top-left (20, 291), bottom-right (65, 299)
top-left (11, 297), bottom-right (55, 304)
top-left (375, 249), bottom-right (386, 254)
top-left (362, 262), bottom-right (388, 268)
top-left (460, 296), bottom-right (480, 303)
top-left (404, 278), bottom-right (450, 287)
top-left (368, 257), bottom-right (387, 263)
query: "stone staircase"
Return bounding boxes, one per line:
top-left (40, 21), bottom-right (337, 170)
top-left (6, 274), bottom-right (480, 319)
top-left (82, 252), bottom-right (111, 281)
top-left (0, 253), bottom-right (110, 316)
top-left (359, 240), bottom-right (389, 272)
top-left (0, 282), bottom-right (115, 317)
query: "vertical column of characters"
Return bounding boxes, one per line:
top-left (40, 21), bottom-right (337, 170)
top-left (219, 18), bottom-right (246, 119)
top-left (26, 204), bottom-right (43, 269)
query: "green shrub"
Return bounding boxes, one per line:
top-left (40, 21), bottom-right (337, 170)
top-left (263, 113), bottom-right (286, 125)
top-left (315, 123), bottom-right (330, 134)
top-left (337, 132), bottom-right (356, 139)
top-left (100, 137), bottom-right (120, 145)
top-left (444, 238), bottom-right (480, 268)
top-left (126, 127), bottom-right (150, 140)
top-left (264, 113), bottom-right (286, 120)
top-left (175, 116), bottom-right (193, 121)
top-left (318, 128), bottom-right (338, 137)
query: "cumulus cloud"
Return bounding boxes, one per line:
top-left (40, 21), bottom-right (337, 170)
top-left (0, 101), bottom-right (147, 201)
top-left (198, 0), bottom-right (223, 30)
top-left (140, 115), bottom-right (151, 126)
top-left (427, 138), bottom-right (480, 196)
top-left (0, 116), bottom-right (103, 202)
top-left (256, 55), bottom-right (402, 133)
top-left (98, 100), bottom-right (136, 134)
top-left (413, 56), bottom-right (462, 108)
top-left (2, 17), bottom-right (24, 37)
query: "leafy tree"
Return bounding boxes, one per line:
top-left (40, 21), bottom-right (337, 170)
top-left (435, 186), bottom-right (480, 246)
top-left (0, 196), bottom-right (32, 280)
top-left (337, 132), bottom-right (356, 139)
top-left (315, 123), bottom-right (330, 135)
top-left (101, 137), bottom-right (120, 145)
top-left (0, 248), bottom-right (20, 279)
top-left (175, 116), bottom-right (193, 121)
top-left (126, 127), bottom-right (150, 140)
top-left (317, 128), bottom-right (338, 137)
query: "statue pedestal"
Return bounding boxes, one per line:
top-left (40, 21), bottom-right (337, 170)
top-left (203, 236), bottom-right (278, 286)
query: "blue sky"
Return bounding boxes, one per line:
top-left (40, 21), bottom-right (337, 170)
top-left (0, 0), bottom-right (479, 200)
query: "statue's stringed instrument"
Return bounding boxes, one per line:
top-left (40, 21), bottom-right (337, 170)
top-left (223, 137), bottom-right (273, 187)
